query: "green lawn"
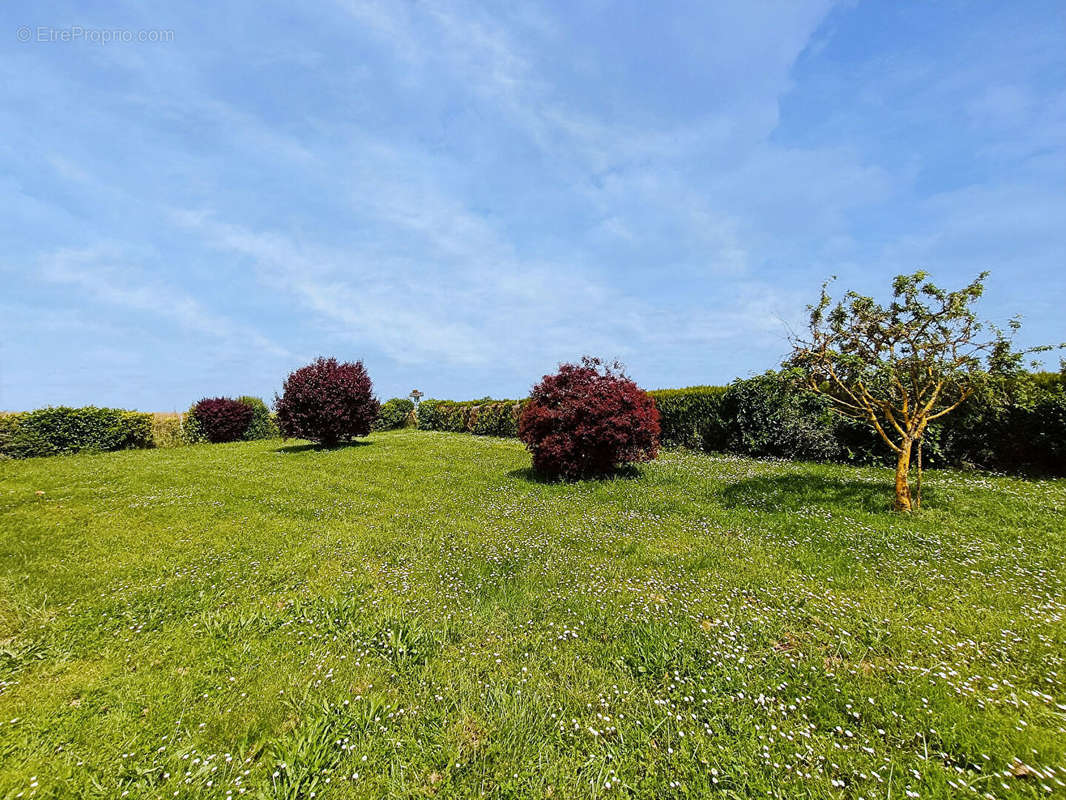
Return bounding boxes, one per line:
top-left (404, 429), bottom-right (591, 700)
top-left (1, 431), bottom-right (1064, 799)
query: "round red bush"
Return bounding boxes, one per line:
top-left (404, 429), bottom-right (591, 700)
top-left (191, 397), bottom-right (254, 443)
top-left (518, 357), bottom-right (660, 479)
top-left (275, 357), bottom-right (380, 446)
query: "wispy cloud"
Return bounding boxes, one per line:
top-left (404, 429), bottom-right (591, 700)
top-left (38, 244), bottom-right (291, 359)
top-left (2, 0), bottom-right (1063, 408)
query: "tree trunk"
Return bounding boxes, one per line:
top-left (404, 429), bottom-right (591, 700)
top-left (894, 438), bottom-right (913, 512)
top-left (914, 436), bottom-right (923, 510)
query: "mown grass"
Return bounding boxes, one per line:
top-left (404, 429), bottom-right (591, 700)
top-left (1, 431), bottom-right (1064, 799)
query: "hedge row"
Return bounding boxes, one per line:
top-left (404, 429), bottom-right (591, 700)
top-left (415, 371), bottom-right (1066, 475)
top-left (914, 374), bottom-right (1066, 474)
top-left (417, 398), bottom-right (525, 438)
top-left (2, 396), bottom-right (281, 458)
top-left (373, 398), bottom-right (416, 431)
top-left (0, 407), bottom-right (154, 459)
top-left (9, 375), bottom-right (1062, 473)
top-left (414, 389), bottom-right (733, 450)
top-left (4, 393), bottom-right (421, 458)
top-left (647, 386), bottom-right (728, 448)
top-left (659, 372), bottom-right (1066, 474)
top-left (151, 415), bottom-right (185, 448)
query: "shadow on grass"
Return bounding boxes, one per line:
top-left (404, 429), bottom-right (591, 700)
top-left (718, 473), bottom-right (920, 514)
top-left (506, 465), bottom-right (645, 484)
top-left (273, 440), bottom-right (373, 454)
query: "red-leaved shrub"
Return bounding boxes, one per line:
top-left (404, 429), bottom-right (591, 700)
top-left (275, 357), bottom-right (380, 446)
top-left (518, 357), bottom-right (660, 479)
top-left (191, 397), bottom-right (254, 443)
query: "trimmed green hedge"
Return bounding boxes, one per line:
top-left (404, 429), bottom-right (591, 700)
top-left (924, 374), bottom-right (1066, 474)
top-left (417, 399), bottom-right (524, 438)
top-left (417, 391), bottom-right (730, 447)
top-left (699, 370), bottom-right (1066, 474)
top-left (9, 371), bottom-right (1060, 473)
top-left (151, 416), bottom-right (185, 448)
top-left (0, 407), bottom-right (153, 459)
top-left (415, 369), bottom-right (1066, 475)
top-left (374, 398), bottom-right (415, 431)
top-left (647, 386), bottom-right (728, 448)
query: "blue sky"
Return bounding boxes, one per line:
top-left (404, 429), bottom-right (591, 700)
top-left (2, 1), bottom-right (1064, 411)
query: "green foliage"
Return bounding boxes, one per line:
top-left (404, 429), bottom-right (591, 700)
top-left (0, 406), bottom-right (153, 459)
top-left (151, 416), bottom-right (185, 449)
top-left (1031, 369), bottom-right (1066, 393)
top-left (237, 396), bottom-right (278, 440)
top-left (470, 400), bottom-right (521, 437)
top-left (932, 371), bottom-right (1066, 473)
top-left (1037, 389), bottom-right (1066, 468)
top-left (373, 398), bottom-right (415, 431)
top-left (414, 398), bottom-right (443, 431)
top-left (648, 386), bottom-right (727, 448)
top-left (182, 403), bottom-right (206, 444)
top-left (791, 271), bottom-right (1031, 420)
top-left (683, 370), bottom-right (1066, 475)
top-left (0, 415), bottom-right (21, 459)
top-left (417, 398), bottom-right (523, 437)
top-left (712, 372), bottom-right (843, 460)
top-left (424, 399), bottom-right (466, 432)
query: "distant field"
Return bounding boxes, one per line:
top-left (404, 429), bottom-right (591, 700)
top-left (1, 431), bottom-right (1064, 798)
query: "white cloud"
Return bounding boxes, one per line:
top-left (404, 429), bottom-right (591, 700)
top-left (5, 0), bottom-right (1063, 407)
top-left (37, 244), bottom-right (291, 359)
top-left (174, 206), bottom-right (795, 379)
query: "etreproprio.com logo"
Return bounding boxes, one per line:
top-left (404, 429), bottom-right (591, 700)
top-left (17, 25), bottom-right (175, 43)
